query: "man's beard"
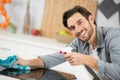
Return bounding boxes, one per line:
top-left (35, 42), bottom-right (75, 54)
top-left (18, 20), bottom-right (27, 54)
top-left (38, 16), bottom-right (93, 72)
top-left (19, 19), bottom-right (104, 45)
top-left (81, 24), bottom-right (94, 42)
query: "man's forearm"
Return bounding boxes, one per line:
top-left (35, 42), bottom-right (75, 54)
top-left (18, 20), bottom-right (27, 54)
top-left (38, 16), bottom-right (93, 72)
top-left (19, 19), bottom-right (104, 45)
top-left (25, 58), bottom-right (44, 69)
top-left (84, 55), bottom-right (98, 71)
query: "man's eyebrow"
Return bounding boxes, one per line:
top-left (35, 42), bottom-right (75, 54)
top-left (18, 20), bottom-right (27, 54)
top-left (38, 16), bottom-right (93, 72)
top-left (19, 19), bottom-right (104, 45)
top-left (69, 25), bottom-right (75, 29)
top-left (68, 19), bottom-right (82, 28)
top-left (77, 19), bottom-right (82, 23)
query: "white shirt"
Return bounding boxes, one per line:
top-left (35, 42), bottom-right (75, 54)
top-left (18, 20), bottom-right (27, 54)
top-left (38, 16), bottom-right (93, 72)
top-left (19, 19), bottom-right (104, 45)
top-left (89, 45), bottom-right (99, 75)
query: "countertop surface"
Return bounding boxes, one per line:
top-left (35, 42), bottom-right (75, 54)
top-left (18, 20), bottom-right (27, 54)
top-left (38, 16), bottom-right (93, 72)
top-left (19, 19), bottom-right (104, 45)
top-left (0, 67), bottom-right (76, 80)
top-left (0, 29), bottom-right (66, 50)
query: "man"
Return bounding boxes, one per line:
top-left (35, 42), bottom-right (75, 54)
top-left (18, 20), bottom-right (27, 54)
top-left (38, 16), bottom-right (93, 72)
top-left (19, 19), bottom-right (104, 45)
top-left (14, 6), bottom-right (120, 80)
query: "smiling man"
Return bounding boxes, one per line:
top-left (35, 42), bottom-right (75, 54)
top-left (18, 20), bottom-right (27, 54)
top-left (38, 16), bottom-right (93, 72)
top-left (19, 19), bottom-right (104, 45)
top-left (14, 6), bottom-right (120, 80)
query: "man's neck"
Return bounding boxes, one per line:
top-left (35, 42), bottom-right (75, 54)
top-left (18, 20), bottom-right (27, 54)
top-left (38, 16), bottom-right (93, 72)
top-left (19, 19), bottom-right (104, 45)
top-left (91, 41), bottom-right (97, 50)
top-left (88, 26), bottom-right (97, 49)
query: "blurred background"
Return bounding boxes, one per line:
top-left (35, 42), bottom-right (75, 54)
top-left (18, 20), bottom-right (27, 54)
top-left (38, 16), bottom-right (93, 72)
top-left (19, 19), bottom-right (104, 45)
top-left (0, 0), bottom-right (120, 40)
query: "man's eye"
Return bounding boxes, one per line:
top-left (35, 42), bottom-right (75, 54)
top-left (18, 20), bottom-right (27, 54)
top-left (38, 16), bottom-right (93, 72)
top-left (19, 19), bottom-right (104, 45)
top-left (78, 21), bottom-right (82, 25)
top-left (69, 26), bottom-right (75, 31)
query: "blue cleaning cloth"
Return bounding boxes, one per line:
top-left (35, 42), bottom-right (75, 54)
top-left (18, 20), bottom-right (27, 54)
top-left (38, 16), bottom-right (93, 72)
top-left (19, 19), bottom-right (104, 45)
top-left (0, 55), bottom-right (31, 70)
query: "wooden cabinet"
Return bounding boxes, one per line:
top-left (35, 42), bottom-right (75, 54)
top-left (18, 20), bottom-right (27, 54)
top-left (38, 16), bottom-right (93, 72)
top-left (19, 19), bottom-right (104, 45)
top-left (41, 0), bottom-right (98, 38)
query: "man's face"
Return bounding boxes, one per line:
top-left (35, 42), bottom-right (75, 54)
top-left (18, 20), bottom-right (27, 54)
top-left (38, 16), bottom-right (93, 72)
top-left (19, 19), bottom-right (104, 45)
top-left (67, 12), bottom-right (94, 42)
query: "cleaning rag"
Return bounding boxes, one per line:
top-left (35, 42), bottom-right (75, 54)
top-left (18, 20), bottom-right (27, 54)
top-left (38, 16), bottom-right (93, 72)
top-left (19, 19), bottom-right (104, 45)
top-left (0, 55), bottom-right (30, 70)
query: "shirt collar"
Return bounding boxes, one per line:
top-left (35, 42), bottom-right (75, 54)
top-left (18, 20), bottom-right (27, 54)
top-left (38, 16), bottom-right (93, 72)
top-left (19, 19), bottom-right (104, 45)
top-left (96, 27), bottom-right (104, 48)
top-left (78, 27), bottom-right (104, 52)
top-left (81, 27), bottom-right (104, 49)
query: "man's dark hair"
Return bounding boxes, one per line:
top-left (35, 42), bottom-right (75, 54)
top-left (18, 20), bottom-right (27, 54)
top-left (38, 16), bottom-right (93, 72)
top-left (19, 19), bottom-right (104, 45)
top-left (63, 6), bottom-right (96, 28)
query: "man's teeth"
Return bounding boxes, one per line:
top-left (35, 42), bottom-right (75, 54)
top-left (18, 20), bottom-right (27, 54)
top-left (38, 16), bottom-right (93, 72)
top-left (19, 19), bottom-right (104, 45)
top-left (81, 30), bottom-right (85, 35)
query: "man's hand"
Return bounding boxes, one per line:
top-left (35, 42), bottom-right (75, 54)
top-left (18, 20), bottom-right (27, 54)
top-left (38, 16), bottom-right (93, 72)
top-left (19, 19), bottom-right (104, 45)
top-left (13, 55), bottom-right (27, 66)
top-left (64, 52), bottom-right (98, 71)
top-left (64, 52), bottom-right (86, 65)
top-left (14, 55), bottom-right (44, 69)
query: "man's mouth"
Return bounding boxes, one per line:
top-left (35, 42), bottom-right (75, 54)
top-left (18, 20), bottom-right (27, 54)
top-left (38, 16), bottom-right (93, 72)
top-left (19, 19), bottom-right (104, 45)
top-left (80, 29), bottom-right (86, 37)
top-left (75, 29), bottom-right (86, 38)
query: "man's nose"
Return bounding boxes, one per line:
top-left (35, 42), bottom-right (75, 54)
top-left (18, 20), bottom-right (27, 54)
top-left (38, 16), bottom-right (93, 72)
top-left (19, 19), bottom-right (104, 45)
top-left (74, 25), bottom-right (80, 33)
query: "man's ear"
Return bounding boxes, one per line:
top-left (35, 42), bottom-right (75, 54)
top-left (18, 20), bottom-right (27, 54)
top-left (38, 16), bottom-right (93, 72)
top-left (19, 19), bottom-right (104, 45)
top-left (88, 15), bottom-right (94, 25)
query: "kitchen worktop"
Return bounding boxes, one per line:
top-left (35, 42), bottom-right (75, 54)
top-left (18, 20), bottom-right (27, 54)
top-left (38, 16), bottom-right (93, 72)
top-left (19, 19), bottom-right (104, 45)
top-left (0, 29), bottom-right (66, 50)
top-left (0, 29), bottom-right (66, 59)
top-left (0, 67), bottom-right (76, 80)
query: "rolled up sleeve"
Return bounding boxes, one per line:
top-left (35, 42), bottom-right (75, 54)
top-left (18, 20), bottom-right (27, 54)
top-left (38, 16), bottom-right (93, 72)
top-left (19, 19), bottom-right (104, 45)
top-left (39, 52), bottom-right (66, 68)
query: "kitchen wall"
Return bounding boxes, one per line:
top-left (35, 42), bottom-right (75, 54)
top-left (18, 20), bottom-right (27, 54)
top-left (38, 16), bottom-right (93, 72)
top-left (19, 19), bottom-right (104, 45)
top-left (2, 0), bottom-right (120, 34)
top-left (96, 0), bottom-right (120, 27)
top-left (4, 0), bottom-right (45, 34)
top-left (4, 0), bottom-right (28, 33)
